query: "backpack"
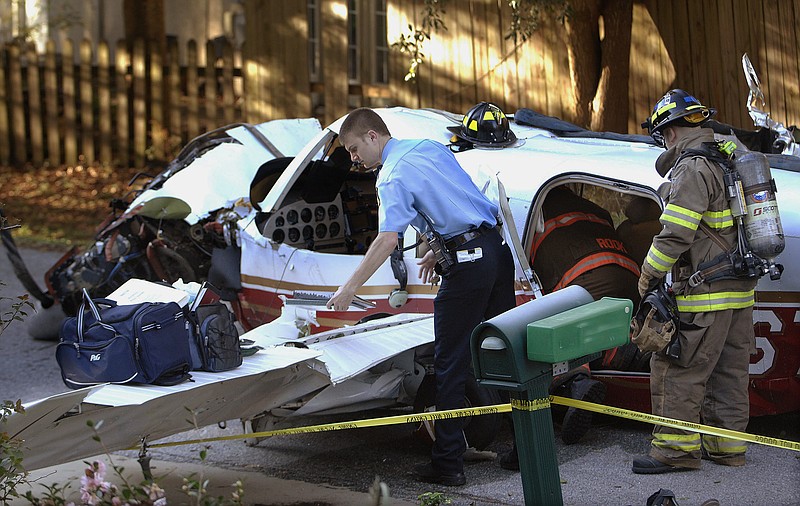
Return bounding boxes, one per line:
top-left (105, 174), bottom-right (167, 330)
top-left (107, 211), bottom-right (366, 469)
top-left (186, 303), bottom-right (242, 372)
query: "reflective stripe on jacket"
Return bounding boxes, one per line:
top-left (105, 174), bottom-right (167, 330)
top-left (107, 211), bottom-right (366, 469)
top-left (675, 289), bottom-right (755, 312)
top-left (553, 251), bottom-right (641, 291)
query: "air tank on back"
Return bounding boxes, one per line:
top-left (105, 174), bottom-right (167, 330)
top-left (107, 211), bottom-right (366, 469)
top-left (736, 150), bottom-right (784, 279)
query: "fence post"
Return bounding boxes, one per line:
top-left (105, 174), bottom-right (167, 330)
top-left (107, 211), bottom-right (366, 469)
top-left (187, 40), bottom-right (199, 141)
top-left (0, 46), bottom-right (10, 165)
top-left (80, 39), bottom-right (94, 164)
top-left (8, 43), bottom-right (26, 165)
top-left (222, 39), bottom-right (234, 125)
top-left (44, 40), bottom-right (60, 166)
top-left (132, 38), bottom-right (146, 168)
top-left (205, 40), bottom-right (218, 131)
top-left (26, 43), bottom-right (44, 167)
top-left (63, 39), bottom-right (78, 166)
top-left (116, 40), bottom-right (130, 167)
top-left (151, 41), bottom-right (164, 160)
top-left (98, 41), bottom-right (111, 164)
top-left (167, 38), bottom-right (180, 142)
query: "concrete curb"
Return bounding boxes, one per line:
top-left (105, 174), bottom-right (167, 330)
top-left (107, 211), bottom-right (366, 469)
top-left (12, 455), bottom-right (417, 506)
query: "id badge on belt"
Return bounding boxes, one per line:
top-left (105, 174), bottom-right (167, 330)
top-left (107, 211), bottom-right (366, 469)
top-left (456, 247), bottom-right (483, 263)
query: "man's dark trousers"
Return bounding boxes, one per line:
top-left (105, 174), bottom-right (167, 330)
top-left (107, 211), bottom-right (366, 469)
top-left (431, 229), bottom-right (516, 474)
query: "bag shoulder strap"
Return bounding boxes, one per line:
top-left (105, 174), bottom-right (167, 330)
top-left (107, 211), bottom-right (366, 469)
top-left (698, 221), bottom-right (734, 253)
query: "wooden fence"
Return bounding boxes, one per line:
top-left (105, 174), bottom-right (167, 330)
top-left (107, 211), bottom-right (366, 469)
top-left (0, 37), bottom-right (244, 168)
top-left (1, 0), bottom-right (798, 168)
top-left (632, 0), bottom-right (800, 134)
top-left (381, 0), bottom-right (800, 137)
top-left (238, 0), bottom-right (800, 147)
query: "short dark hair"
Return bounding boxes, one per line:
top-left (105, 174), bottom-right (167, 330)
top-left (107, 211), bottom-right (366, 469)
top-left (339, 108), bottom-right (390, 139)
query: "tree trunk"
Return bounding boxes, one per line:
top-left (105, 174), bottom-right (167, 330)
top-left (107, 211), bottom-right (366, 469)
top-left (591, 0), bottom-right (632, 132)
top-left (564, 0), bottom-right (632, 132)
top-left (564, 0), bottom-right (601, 128)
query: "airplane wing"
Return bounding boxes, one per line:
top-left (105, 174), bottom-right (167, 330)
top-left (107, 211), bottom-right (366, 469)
top-left (7, 346), bottom-right (323, 471)
top-left (6, 313), bottom-right (434, 472)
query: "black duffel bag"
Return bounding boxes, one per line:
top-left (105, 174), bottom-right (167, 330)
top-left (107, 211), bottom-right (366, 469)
top-left (56, 289), bottom-right (192, 389)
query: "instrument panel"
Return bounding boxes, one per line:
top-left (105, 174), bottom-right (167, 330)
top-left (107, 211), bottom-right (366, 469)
top-left (261, 195), bottom-right (347, 248)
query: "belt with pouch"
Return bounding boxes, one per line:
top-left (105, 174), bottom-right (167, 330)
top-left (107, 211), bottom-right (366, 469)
top-left (444, 224), bottom-right (494, 251)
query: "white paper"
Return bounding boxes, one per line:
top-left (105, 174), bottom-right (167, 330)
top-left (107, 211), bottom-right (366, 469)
top-left (106, 278), bottom-right (191, 306)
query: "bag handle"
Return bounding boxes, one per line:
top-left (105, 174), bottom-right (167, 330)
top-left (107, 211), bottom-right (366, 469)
top-left (76, 289), bottom-right (118, 341)
top-left (76, 289), bottom-right (91, 342)
top-left (83, 289), bottom-right (102, 320)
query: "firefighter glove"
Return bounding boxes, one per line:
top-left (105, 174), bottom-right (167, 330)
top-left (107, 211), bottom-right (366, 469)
top-left (637, 272), bottom-right (655, 298)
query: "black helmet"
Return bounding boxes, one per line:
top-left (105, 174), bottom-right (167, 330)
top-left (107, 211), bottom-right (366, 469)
top-left (641, 89), bottom-right (716, 147)
top-left (447, 102), bottom-right (517, 148)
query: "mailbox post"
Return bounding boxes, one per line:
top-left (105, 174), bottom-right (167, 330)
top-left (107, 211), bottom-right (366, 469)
top-left (471, 286), bottom-right (632, 506)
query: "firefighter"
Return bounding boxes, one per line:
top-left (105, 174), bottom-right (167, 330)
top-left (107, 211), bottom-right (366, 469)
top-left (500, 184), bottom-right (643, 470)
top-left (633, 89), bottom-right (757, 473)
top-left (531, 184), bottom-right (644, 442)
top-left (328, 107), bottom-right (516, 486)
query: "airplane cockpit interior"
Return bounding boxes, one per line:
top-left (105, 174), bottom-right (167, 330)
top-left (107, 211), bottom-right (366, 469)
top-left (252, 142), bottom-right (380, 255)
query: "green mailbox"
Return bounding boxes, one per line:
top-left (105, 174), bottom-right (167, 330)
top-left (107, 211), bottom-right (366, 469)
top-left (527, 296), bottom-right (634, 363)
top-left (470, 286), bottom-right (633, 506)
top-left (471, 285), bottom-right (593, 390)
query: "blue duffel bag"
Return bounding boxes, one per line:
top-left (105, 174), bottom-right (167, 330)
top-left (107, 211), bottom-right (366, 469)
top-left (56, 289), bottom-right (192, 389)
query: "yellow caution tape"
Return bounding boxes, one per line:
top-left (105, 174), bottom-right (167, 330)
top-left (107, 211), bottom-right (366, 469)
top-left (134, 396), bottom-right (800, 453)
top-left (136, 404), bottom-right (511, 450)
top-left (511, 397), bottom-right (551, 412)
top-left (552, 395), bottom-right (800, 452)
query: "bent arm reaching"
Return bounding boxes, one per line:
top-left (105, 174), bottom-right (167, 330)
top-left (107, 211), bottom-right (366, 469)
top-left (327, 231), bottom-right (399, 311)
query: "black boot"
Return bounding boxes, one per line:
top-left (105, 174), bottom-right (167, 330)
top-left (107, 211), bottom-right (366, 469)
top-left (499, 443), bottom-right (519, 471)
top-left (560, 375), bottom-right (606, 445)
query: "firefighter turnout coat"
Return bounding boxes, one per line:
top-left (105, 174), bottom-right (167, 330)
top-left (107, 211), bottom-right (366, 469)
top-left (642, 127), bottom-right (757, 467)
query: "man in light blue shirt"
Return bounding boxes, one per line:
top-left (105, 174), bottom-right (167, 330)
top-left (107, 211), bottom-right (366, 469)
top-left (377, 136), bottom-right (499, 238)
top-left (328, 108), bottom-right (515, 486)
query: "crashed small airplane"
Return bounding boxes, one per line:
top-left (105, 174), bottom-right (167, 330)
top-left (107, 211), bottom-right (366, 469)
top-left (4, 56), bottom-right (798, 472)
top-left (239, 103), bottom-right (799, 420)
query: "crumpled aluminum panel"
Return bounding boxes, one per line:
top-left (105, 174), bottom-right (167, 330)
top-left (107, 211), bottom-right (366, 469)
top-left (308, 315), bottom-right (434, 384)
